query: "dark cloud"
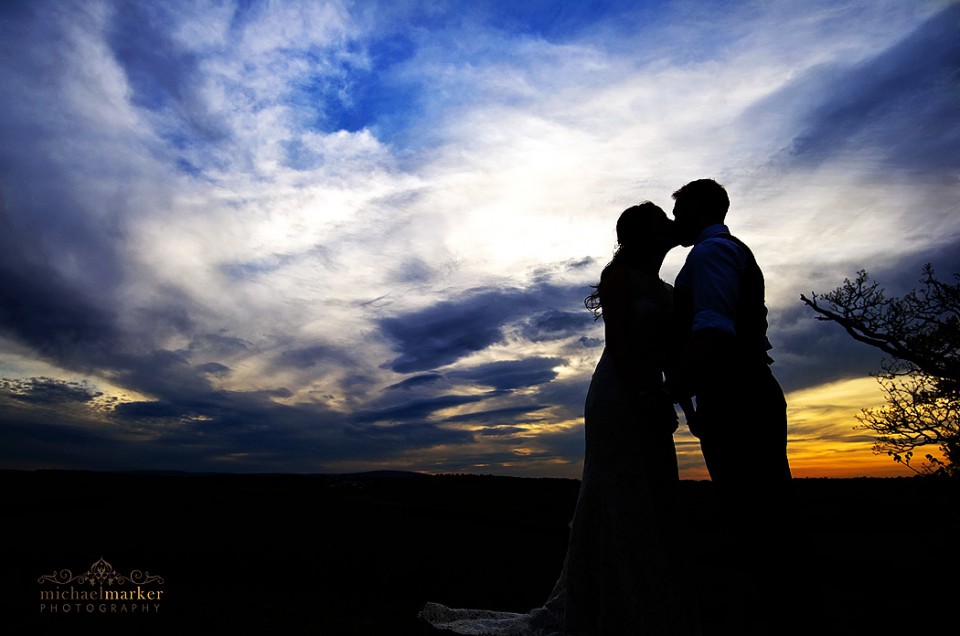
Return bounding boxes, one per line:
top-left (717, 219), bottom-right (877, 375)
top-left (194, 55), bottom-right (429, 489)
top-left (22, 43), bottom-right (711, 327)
top-left (345, 420), bottom-right (473, 449)
top-left (769, 304), bottom-right (883, 394)
top-left (774, 243), bottom-right (960, 393)
top-left (863, 242), bottom-right (960, 299)
top-left (777, 4), bottom-right (960, 173)
top-left (384, 373), bottom-right (445, 391)
top-left (474, 426), bottom-right (528, 437)
top-left (0, 401), bottom-right (349, 473)
top-left (390, 258), bottom-right (436, 284)
top-left (378, 289), bottom-right (527, 372)
top-left (196, 362), bottom-right (231, 376)
top-left (0, 377), bottom-right (101, 405)
top-left (0, 417), bottom-right (139, 471)
top-left (114, 400), bottom-right (185, 420)
top-left (449, 357), bottom-right (563, 391)
top-left (520, 310), bottom-right (592, 342)
top-left (371, 282), bottom-right (595, 452)
top-left (0, 17), bottom-right (212, 393)
top-left (221, 255), bottom-right (296, 280)
top-left (111, 349), bottom-right (215, 401)
top-left (531, 257), bottom-right (598, 283)
top-left (379, 283), bottom-right (590, 373)
top-left (527, 374), bottom-right (591, 422)
top-left (186, 333), bottom-right (250, 356)
top-left (129, 291), bottom-right (201, 344)
top-left (0, 222), bottom-right (121, 367)
top-left (106, 3), bottom-right (226, 142)
top-left (0, 379), bottom-right (337, 472)
top-left (443, 405), bottom-right (549, 425)
top-left (0, 11), bottom-right (154, 316)
top-left (353, 392), bottom-right (499, 425)
top-left (522, 425), bottom-right (585, 465)
top-left (565, 257), bottom-right (595, 270)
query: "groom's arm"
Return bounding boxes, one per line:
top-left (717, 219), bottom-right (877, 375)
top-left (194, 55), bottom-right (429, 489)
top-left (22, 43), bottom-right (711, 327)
top-left (686, 237), bottom-right (743, 337)
top-left (681, 238), bottom-right (746, 390)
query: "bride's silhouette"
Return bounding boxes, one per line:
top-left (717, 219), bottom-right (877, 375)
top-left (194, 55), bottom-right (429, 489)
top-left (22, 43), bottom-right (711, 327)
top-left (422, 203), bottom-right (699, 635)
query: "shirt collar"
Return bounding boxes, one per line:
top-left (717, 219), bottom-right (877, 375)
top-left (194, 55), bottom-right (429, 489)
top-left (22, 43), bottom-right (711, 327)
top-left (694, 223), bottom-right (730, 245)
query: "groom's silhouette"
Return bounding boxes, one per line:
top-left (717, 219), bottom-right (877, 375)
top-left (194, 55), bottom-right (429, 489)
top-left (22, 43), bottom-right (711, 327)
top-left (671, 178), bottom-right (791, 486)
top-left (671, 178), bottom-right (792, 631)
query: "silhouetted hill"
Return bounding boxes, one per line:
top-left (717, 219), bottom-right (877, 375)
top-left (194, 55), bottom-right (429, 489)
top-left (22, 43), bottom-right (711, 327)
top-left (2, 471), bottom-right (956, 635)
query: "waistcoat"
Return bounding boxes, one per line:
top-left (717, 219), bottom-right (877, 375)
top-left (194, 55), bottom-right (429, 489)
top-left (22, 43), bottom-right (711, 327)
top-left (674, 233), bottom-right (772, 364)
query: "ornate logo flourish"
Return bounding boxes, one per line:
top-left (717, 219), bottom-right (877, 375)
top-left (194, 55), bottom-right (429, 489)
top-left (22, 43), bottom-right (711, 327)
top-left (38, 557), bottom-right (164, 586)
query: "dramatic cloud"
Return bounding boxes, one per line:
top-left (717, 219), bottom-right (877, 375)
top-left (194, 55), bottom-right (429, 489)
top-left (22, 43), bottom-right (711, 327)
top-left (783, 4), bottom-right (960, 174)
top-left (379, 289), bottom-right (530, 373)
top-left (0, 0), bottom-right (956, 477)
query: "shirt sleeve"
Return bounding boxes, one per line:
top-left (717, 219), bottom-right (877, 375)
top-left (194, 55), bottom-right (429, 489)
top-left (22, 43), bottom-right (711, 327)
top-left (685, 237), bottom-right (745, 336)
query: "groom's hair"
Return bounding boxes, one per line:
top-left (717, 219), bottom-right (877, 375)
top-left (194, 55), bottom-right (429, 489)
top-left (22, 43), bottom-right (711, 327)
top-left (672, 179), bottom-right (729, 223)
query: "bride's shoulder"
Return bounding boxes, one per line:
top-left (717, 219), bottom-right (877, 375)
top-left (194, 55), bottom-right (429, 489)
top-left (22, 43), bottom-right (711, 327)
top-left (653, 279), bottom-right (674, 307)
top-left (600, 261), bottom-right (627, 278)
top-left (620, 267), bottom-right (669, 295)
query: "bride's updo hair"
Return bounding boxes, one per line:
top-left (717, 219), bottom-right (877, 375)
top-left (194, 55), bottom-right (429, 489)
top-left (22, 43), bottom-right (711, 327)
top-left (584, 201), bottom-right (670, 319)
top-left (615, 201), bottom-right (670, 256)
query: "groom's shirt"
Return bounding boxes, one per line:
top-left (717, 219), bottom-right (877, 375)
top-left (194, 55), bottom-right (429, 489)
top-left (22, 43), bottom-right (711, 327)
top-left (675, 223), bottom-right (772, 356)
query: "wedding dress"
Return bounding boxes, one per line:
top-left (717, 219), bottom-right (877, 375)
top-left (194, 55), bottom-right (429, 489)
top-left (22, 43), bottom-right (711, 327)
top-left (421, 269), bottom-right (699, 635)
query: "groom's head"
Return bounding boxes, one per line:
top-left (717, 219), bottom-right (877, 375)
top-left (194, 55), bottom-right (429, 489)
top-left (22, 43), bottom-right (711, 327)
top-left (671, 179), bottom-right (729, 247)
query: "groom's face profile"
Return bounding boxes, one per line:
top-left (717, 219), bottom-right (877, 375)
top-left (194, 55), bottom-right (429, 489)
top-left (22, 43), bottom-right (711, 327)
top-left (671, 199), bottom-right (700, 247)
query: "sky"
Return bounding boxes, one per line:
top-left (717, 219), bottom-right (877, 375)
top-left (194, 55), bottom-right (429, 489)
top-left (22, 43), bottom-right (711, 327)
top-left (0, 0), bottom-right (957, 479)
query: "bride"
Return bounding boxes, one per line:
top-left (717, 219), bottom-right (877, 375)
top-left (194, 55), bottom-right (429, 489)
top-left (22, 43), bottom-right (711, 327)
top-left (421, 202), bottom-right (699, 635)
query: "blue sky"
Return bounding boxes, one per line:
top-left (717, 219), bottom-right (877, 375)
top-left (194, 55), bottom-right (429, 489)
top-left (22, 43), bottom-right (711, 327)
top-left (0, 0), bottom-right (958, 477)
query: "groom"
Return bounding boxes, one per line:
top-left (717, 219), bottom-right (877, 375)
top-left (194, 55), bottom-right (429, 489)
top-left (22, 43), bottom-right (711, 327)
top-left (670, 178), bottom-right (792, 629)
top-left (670, 178), bottom-right (792, 487)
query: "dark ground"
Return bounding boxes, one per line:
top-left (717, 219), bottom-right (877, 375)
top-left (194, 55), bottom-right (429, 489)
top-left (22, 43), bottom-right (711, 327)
top-left (2, 470), bottom-right (957, 635)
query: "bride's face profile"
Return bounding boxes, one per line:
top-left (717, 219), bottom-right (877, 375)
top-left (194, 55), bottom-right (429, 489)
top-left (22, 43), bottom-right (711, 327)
top-left (659, 218), bottom-right (681, 250)
top-left (616, 203), bottom-right (678, 255)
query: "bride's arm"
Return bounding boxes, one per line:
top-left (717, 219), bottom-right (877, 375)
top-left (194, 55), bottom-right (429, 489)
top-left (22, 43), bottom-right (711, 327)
top-left (663, 311), bottom-right (700, 436)
top-left (665, 362), bottom-right (700, 437)
top-left (598, 265), bottom-right (639, 387)
top-left (676, 396), bottom-right (700, 438)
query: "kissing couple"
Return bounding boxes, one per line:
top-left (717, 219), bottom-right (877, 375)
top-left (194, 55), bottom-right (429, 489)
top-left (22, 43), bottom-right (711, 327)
top-left (423, 178), bottom-right (793, 636)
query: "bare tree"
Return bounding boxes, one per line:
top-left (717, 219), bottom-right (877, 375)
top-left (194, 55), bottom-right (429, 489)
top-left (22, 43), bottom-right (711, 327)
top-left (801, 265), bottom-right (959, 476)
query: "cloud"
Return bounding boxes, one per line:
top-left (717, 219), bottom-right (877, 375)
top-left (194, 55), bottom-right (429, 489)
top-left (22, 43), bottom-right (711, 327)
top-left (773, 238), bottom-right (960, 394)
top-left (474, 425), bottom-right (529, 437)
top-left (783, 4), bottom-right (960, 174)
top-left (0, 209), bottom-right (122, 368)
top-left (114, 400), bottom-right (185, 420)
top-left (379, 289), bottom-right (524, 373)
top-left (443, 405), bottom-right (550, 426)
top-left (275, 344), bottom-right (342, 370)
top-left (106, 3), bottom-right (209, 129)
top-left (379, 285), bottom-right (588, 374)
top-left (345, 419), bottom-right (474, 450)
top-left (449, 357), bottom-right (563, 390)
top-left (353, 392), bottom-right (499, 425)
top-left (520, 310), bottom-right (593, 342)
top-left (0, 377), bottom-right (101, 405)
top-left (384, 373), bottom-right (444, 391)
